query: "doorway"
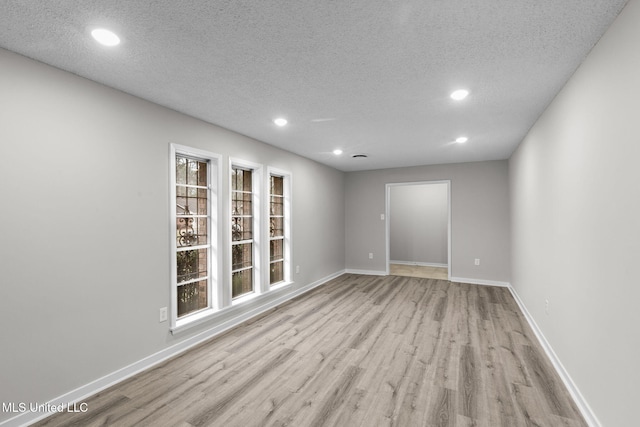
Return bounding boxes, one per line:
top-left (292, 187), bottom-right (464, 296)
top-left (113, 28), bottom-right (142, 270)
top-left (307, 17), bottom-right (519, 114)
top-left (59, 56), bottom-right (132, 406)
top-left (385, 181), bottom-right (451, 280)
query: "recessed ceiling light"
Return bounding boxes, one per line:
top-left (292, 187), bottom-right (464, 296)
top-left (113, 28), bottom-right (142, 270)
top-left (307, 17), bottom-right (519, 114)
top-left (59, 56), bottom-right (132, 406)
top-left (91, 28), bottom-right (120, 46)
top-left (456, 136), bottom-right (468, 143)
top-left (333, 149), bottom-right (343, 155)
top-left (450, 89), bottom-right (469, 100)
top-left (273, 118), bottom-right (288, 127)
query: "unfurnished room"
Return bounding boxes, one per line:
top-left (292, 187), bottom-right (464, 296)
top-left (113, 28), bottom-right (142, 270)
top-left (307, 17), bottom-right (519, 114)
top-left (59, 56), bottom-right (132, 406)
top-left (1, 1), bottom-right (639, 426)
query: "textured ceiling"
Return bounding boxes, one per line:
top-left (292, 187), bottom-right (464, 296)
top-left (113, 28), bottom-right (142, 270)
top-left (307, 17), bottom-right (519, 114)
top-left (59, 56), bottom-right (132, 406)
top-left (0, 0), bottom-right (628, 171)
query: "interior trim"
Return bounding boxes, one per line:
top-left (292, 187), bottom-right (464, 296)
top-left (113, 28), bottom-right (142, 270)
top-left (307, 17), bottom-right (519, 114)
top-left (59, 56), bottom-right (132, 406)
top-left (0, 270), bottom-right (346, 427)
top-left (508, 286), bottom-right (601, 427)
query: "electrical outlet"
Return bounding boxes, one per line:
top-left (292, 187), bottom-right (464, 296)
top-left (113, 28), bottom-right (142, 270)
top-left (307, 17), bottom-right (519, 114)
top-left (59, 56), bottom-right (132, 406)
top-left (296, 265), bottom-right (300, 274)
top-left (159, 307), bottom-right (168, 322)
top-left (474, 258), bottom-right (480, 266)
top-left (380, 214), bottom-right (385, 220)
top-left (369, 253), bottom-right (374, 259)
top-left (545, 299), bottom-right (550, 315)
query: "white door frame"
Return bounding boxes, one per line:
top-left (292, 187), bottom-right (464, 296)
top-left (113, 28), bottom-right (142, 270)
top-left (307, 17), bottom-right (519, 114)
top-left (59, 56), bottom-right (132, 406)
top-left (385, 180), bottom-right (451, 280)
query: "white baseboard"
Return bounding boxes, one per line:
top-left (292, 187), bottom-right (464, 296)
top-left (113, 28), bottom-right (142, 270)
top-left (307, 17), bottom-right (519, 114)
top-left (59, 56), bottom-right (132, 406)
top-left (0, 270), bottom-right (346, 427)
top-left (449, 276), bottom-right (511, 287)
top-left (508, 287), bottom-right (601, 427)
top-left (390, 260), bottom-right (448, 268)
top-left (344, 269), bottom-right (386, 276)
top-left (5, 272), bottom-right (598, 427)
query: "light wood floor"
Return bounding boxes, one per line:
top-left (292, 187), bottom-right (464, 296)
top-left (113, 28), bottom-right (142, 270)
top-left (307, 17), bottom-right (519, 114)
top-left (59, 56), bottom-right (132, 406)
top-left (34, 274), bottom-right (586, 427)
top-left (390, 263), bottom-right (448, 280)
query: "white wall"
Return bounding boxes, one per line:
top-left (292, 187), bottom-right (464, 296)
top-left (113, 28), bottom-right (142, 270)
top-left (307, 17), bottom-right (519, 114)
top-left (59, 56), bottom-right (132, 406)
top-left (509, 0), bottom-right (640, 425)
top-left (0, 48), bottom-right (345, 424)
top-left (345, 160), bottom-right (510, 283)
top-left (389, 183), bottom-right (448, 265)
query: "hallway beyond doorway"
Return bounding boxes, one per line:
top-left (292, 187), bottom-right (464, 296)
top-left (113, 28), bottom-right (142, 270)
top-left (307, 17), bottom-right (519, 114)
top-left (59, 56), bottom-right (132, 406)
top-left (389, 263), bottom-right (448, 280)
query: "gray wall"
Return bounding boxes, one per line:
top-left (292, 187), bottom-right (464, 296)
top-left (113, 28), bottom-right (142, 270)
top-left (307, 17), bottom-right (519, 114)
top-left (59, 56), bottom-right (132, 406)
top-left (509, 1), bottom-right (640, 425)
top-left (345, 161), bottom-right (510, 283)
top-left (389, 183), bottom-right (448, 265)
top-left (0, 48), bottom-right (345, 422)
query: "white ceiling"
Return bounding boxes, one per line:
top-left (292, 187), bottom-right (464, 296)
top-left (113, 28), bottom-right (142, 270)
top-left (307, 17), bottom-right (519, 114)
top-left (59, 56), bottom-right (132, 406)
top-left (0, 0), bottom-right (628, 171)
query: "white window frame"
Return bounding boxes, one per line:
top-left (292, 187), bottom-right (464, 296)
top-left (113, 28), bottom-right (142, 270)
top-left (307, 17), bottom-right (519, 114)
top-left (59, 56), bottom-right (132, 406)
top-left (169, 144), bottom-right (222, 332)
top-left (266, 167), bottom-right (292, 288)
top-left (229, 158), bottom-right (263, 305)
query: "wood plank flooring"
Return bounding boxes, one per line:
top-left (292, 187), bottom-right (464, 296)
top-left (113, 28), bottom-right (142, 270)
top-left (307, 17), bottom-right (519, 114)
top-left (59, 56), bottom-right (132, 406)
top-left (389, 264), bottom-right (448, 280)
top-left (33, 274), bottom-right (586, 427)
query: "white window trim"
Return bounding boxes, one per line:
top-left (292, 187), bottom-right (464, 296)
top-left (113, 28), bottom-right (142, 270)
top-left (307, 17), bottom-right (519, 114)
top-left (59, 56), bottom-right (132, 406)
top-left (229, 158), bottom-right (263, 305)
top-left (169, 144), bottom-right (222, 332)
top-left (168, 153), bottom-right (292, 334)
top-left (266, 167), bottom-right (293, 289)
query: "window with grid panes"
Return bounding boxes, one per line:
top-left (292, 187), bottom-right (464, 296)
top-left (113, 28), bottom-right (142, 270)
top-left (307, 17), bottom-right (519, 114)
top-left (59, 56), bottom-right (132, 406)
top-left (269, 175), bottom-right (285, 284)
top-left (175, 154), bottom-right (211, 318)
top-left (231, 167), bottom-right (254, 298)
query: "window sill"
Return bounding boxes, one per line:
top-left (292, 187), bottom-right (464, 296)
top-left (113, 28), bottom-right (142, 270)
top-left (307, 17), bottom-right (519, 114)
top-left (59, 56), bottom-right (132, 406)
top-left (171, 282), bottom-right (296, 335)
top-left (269, 280), bottom-right (293, 291)
top-left (231, 291), bottom-right (260, 306)
top-left (172, 307), bottom-right (219, 334)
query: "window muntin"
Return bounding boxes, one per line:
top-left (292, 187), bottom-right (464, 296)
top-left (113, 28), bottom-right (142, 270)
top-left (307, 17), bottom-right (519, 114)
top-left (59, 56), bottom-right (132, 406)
top-left (269, 175), bottom-right (285, 284)
top-left (231, 167), bottom-right (254, 298)
top-left (169, 149), bottom-right (293, 332)
top-left (175, 155), bottom-right (211, 318)
top-left (170, 145), bottom-right (221, 333)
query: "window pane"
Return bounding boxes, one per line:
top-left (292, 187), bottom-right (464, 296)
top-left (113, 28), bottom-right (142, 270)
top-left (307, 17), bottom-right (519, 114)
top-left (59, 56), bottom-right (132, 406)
top-left (231, 168), bottom-right (241, 191)
top-left (176, 217), bottom-right (208, 247)
top-left (231, 194), bottom-right (239, 215)
top-left (176, 196), bottom-right (187, 214)
top-left (241, 217), bottom-right (252, 240)
top-left (270, 239), bottom-right (283, 261)
top-left (176, 217), bottom-right (195, 247)
top-left (242, 170), bottom-right (252, 191)
top-left (232, 269), bottom-right (253, 298)
top-left (185, 196), bottom-right (198, 215)
top-left (232, 194), bottom-right (252, 216)
top-left (243, 192), bottom-right (252, 209)
top-left (271, 176), bottom-right (283, 196)
top-left (231, 217), bottom-right (240, 241)
top-left (270, 195), bottom-right (283, 216)
top-left (270, 217), bottom-right (283, 237)
top-left (197, 161), bottom-right (207, 186)
top-left (177, 279), bottom-right (208, 317)
top-left (197, 189), bottom-right (208, 215)
top-left (176, 249), bottom-right (208, 283)
top-left (232, 243), bottom-right (252, 270)
top-left (196, 217), bottom-right (208, 245)
top-left (176, 190), bottom-right (208, 215)
top-left (176, 157), bottom-right (187, 185)
top-left (187, 159), bottom-right (198, 185)
top-left (270, 261), bottom-right (283, 284)
top-left (185, 158), bottom-right (207, 186)
top-left (231, 217), bottom-right (253, 241)
top-left (232, 167), bottom-right (252, 191)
